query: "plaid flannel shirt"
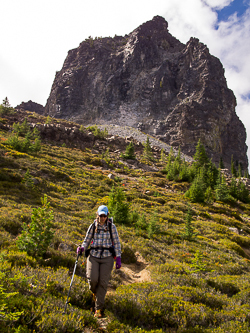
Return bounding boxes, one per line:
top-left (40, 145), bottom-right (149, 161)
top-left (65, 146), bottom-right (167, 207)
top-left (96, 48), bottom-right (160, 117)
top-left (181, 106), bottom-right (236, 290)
top-left (82, 220), bottom-right (121, 258)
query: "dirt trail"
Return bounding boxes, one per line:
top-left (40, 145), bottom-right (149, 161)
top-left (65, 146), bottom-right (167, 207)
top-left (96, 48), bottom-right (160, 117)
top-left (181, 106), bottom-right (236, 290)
top-left (94, 252), bottom-right (151, 331)
top-left (116, 252), bottom-right (151, 285)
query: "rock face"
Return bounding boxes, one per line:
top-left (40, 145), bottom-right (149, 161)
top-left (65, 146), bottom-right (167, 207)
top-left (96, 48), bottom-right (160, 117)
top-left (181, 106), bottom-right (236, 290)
top-left (16, 100), bottom-right (45, 115)
top-left (45, 16), bottom-right (248, 170)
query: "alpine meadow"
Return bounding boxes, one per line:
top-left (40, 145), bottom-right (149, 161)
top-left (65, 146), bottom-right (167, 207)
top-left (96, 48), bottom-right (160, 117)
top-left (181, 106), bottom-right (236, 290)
top-left (1, 102), bottom-right (250, 333)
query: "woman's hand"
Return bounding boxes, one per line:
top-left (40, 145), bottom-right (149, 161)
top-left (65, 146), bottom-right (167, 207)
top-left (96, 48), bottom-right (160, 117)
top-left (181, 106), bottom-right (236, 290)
top-left (77, 246), bottom-right (84, 255)
top-left (116, 257), bottom-right (121, 269)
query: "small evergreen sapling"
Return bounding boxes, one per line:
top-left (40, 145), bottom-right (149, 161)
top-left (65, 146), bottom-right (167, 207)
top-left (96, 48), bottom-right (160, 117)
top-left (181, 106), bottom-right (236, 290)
top-left (181, 206), bottom-right (197, 241)
top-left (108, 185), bottom-right (130, 224)
top-left (185, 170), bottom-right (206, 203)
top-left (22, 169), bottom-right (34, 188)
top-left (121, 142), bottom-right (136, 160)
top-left (147, 211), bottom-right (160, 239)
top-left (190, 250), bottom-right (206, 273)
top-left (215, 172), bottom-right (230, 202)
top-left (17, 194), bottom-right (55, 257)
top-left (143, 136), bottom-right (154, 161)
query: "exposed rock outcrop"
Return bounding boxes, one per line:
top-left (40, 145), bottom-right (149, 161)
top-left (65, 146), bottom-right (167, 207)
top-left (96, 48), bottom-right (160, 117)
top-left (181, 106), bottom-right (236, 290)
top-left (16, 100), bottom-right (45, 115)
top-left (44, 15), bottom-right (248, 170)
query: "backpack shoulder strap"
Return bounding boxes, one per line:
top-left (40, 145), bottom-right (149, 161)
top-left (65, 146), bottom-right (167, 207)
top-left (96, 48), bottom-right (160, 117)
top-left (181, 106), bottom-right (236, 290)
top-left (108, 218), bottom-right (114, 244)
top-left (91, 221), bottom-right (96, 240)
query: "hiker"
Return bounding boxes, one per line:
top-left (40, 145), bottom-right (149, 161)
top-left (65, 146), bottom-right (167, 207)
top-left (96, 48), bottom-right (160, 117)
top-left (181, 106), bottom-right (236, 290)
top-left (77, 205), bottom-right (121, 318)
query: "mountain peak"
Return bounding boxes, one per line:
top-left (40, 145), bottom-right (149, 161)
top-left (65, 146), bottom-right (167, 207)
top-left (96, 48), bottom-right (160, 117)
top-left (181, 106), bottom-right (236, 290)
top-left (44, 16), bottom-right (248, 170)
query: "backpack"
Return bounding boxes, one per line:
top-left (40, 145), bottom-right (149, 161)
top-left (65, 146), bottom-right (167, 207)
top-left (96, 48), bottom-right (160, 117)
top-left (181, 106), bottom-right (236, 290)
top-left (85, 218), bottom-right (116, 258)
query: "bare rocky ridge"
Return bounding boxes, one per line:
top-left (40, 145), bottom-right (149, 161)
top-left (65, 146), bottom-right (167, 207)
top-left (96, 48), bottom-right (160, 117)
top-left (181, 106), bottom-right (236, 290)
top-left (16, 100), bottom-right (45, 115)
top-left (44, 15), bottom-right (248, 170)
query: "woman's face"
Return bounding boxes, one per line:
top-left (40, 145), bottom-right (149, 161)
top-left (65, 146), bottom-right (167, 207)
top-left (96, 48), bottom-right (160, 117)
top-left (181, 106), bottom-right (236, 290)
top-left (98, 214), bottom-right (107, 225)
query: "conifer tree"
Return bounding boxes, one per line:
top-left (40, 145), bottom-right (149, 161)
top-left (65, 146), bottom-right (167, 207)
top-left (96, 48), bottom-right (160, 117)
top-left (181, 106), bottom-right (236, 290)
top-left (181, 205), bottom-right (197, 241)
top-left (159, 148), bottom-right (167, 163)
top-left (164, 146), bottom-right (175, 174)
top-left (179, 160), bottom-right (191, 182)
top-left (231, 155), bottom-right (237, 177)
top-left (17, 195), bottom-right (55, 257)
top-left (237, 163), bottom-right (242, 178)
top-left (205, 186), bottom-right (214, 204)
top-left (237, 180), bottom-right (250, 203)
top-left (121, 142), bottom-right (136, 160)
top-left (147, 211), bottom-right (160, 239)
top-left (185, 170), bottom-right (206, 203)
top-left (193, 139), bottom-right (209, 169)
top-left (215, 172), bottom-right (230, 202)
top-left (108, 185), bottom-right (130, 224)
top-left (219, 157), bottom-right (225, 169)
top-left (206, 160), bottom-right (219, 189)
top-left (229, 177), bottom-right (238, 199)
top-left (143, 136), bottom-right (154, 161)
top-left (0, 97), bottom-right (15, 115)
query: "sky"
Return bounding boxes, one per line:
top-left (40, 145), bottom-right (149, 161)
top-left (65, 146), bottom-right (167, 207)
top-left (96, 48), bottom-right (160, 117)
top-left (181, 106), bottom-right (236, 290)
top-left (1, 0), bottom-right (250, 166)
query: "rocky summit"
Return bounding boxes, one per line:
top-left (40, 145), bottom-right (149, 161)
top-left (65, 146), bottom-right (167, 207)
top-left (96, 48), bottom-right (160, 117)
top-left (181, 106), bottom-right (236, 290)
top-left (44, 15), bottom-right (248, 170)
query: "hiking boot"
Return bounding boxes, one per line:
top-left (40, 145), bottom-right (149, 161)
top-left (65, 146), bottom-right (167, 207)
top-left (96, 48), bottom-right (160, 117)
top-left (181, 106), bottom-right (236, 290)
top-left (94, 309), bottom-right (102, 318)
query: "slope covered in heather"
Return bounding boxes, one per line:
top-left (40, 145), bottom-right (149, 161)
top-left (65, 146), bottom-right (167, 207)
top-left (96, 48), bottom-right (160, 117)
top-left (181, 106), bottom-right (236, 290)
top-left (1, 109), bottom-right (250, 332)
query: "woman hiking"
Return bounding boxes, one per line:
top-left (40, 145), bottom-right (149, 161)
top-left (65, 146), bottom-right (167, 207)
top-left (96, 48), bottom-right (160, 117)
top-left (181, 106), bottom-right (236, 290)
top-left (77, 205), bottom-right (121, 318)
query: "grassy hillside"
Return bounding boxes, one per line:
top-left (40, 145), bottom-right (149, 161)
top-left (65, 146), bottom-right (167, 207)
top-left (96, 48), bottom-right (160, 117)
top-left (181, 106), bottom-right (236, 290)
top-left (1, 109), bottom-right (250, 332)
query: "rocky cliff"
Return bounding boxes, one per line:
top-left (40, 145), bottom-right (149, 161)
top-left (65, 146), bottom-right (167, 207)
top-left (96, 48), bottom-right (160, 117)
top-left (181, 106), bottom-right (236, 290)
top-left (16, 100), bottom-right (45, 115)
top-left (45, 15), bottom-right (248, 170)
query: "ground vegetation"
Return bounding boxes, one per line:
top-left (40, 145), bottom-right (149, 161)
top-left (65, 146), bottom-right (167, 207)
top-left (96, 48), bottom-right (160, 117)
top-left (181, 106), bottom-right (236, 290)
top-left (0, 109), bottom-right (250, 332)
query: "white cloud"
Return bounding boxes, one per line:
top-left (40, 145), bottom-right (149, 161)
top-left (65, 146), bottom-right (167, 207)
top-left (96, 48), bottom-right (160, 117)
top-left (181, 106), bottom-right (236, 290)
top-left (203, 0), bottom-right (234, 10)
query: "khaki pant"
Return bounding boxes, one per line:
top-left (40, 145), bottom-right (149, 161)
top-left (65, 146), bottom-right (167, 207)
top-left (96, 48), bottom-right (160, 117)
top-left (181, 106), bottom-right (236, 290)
top-left (86, 255), bottom-right (114, 310)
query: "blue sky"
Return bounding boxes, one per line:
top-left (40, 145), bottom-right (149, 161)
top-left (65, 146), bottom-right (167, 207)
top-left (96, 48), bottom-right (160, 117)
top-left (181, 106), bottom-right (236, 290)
top-left (217, 0), bottom-right (248, 21)
top-left (0, 0), bottom-right (250, 166)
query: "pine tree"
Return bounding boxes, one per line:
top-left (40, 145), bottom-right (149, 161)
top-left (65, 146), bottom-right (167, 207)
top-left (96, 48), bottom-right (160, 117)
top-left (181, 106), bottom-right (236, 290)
top-left (164, 146), bottom-right (175, 174)
top-left (193, 139), bottom-right (209, 169)
top-left (121, 142), bottom-right (136, 160)
top-left (215, 172), bottom-right (230, 202)
top-left (205, 186), bottom-right (214, 204)
top-left (219, 157), bottom-right (225, 169)
top-left (0, 97), bottom-right (15, 115)
top-left (16, 195), bottom-right (55, 257)
top-left (179, 160), bottom-right (191, 182)
top-left (206, 160), bottom-right (219, 189)
top-left (185, 170), bottom-right (206, 203)
top-left (147, 211), bottom-right (160, 239)
top-left (237, 163), bottom-right (242, 178)
top-left (108, 185), bottom-right (130, 224)
top-left (229, 177), bottom-right (238, 199)
top-left (237, 180), bottom-right (250, 203)
top-left (181, 205), bottom-right (197, 241)
top-left (143, 136), bottom-right (154, 161)
top-left (159, 148), bottom-right (167, 163)
top-left (231, 155), bottom-right (237, 177)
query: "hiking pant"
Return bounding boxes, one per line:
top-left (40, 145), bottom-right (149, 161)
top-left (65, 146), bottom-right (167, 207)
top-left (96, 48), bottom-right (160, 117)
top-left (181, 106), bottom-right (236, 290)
top-left (86, 254), bottom-right (114, 310)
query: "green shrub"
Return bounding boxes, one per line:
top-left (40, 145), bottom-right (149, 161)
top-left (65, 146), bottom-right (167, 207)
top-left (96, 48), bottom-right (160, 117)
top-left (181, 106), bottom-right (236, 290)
top-left (121, 142), bottom-right (136, 160)
top-left (181, 206), bottom-right (197, 241)
top-left (147, 211), bottom-right (161, 239)
top-left (108, 185), bottom-right (130, 224)
top-left (17, 195), bottom-right (55, 257)
top-left (86, 125), bottom-right (108, 139)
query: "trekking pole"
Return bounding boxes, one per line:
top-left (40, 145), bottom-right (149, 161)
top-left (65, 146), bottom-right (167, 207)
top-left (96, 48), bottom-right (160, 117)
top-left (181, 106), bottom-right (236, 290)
top-left (63, 250), bottom-right (81, 314)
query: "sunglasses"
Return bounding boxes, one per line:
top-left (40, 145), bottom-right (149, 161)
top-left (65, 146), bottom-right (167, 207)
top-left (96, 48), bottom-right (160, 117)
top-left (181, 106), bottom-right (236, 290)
top-left (99, 215), bottom-right (107, 218)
